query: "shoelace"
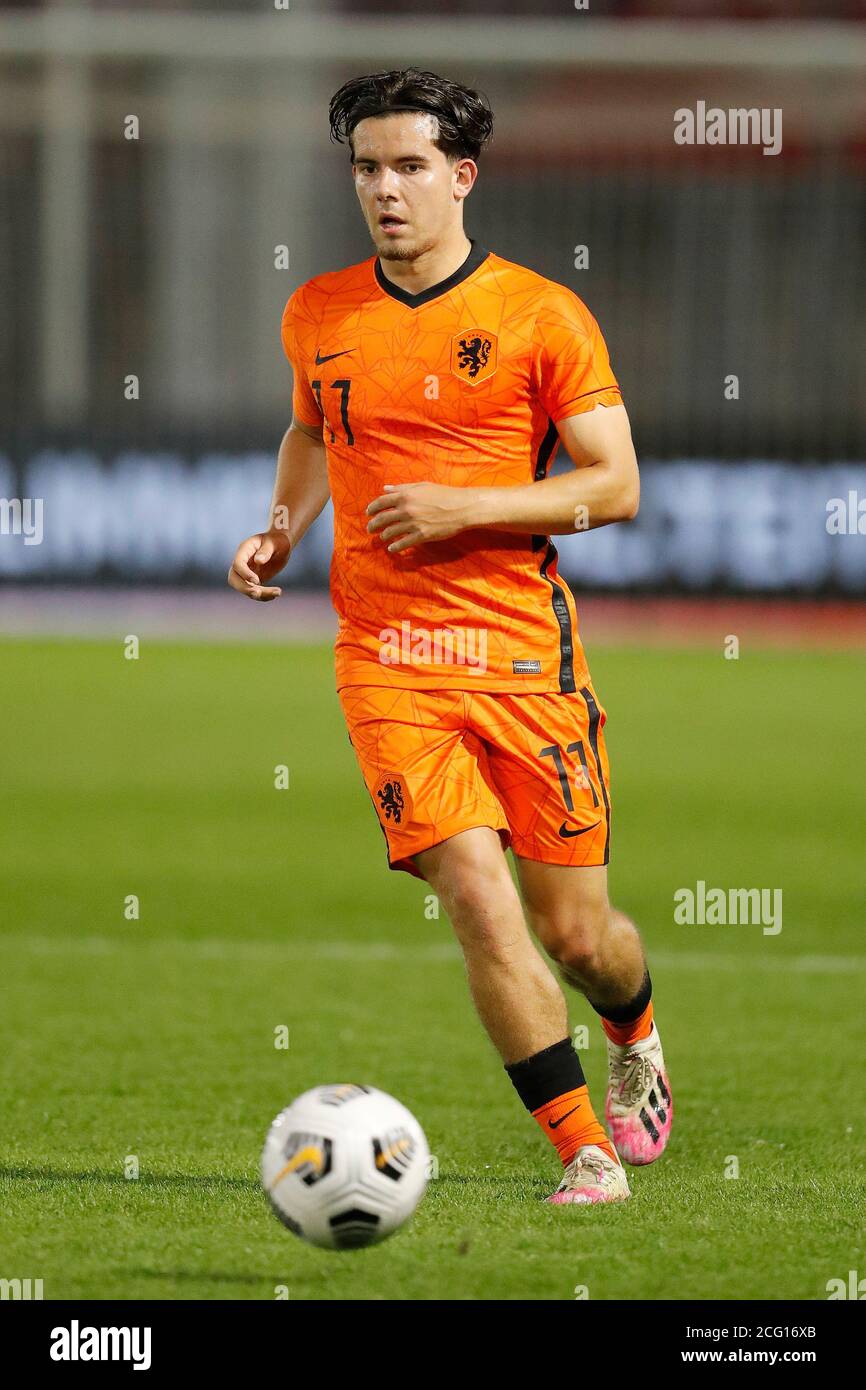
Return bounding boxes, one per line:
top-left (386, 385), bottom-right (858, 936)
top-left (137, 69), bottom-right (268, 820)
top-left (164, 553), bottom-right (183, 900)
top-left (562, 1149), bottom-right (614, 1187)
top-left (609, 1050), bottom-right (656, 1108)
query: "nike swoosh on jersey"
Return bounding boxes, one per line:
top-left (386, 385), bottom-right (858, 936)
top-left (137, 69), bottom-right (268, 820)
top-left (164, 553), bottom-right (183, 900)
top-left (315, 347), bottom-right (355, 364)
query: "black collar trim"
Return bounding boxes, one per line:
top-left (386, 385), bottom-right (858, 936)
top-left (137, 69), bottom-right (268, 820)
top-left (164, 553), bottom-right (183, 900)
top-left (374, 239), bottom-right (490, 308)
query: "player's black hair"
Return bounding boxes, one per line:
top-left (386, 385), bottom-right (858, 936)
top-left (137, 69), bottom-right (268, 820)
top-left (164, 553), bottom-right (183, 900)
top-left (328, 68), bottom-right (494, 163)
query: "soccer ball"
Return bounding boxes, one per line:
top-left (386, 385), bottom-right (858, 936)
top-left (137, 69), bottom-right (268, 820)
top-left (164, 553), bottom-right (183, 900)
top-left (261, 1084), bottom-right (430, 1250)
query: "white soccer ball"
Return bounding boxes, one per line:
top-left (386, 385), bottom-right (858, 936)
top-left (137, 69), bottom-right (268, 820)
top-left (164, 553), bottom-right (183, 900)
top-left (261, 1084), bottom-right (430, 1250)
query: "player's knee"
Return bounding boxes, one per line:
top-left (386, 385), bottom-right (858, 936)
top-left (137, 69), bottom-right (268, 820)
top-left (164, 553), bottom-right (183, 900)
top-left (440, 869), bottom-right (524, 963)
top-left (424, 834), bottom-right (504, 922)
top-left (536, 906), bottom-right (609, 980)
top-left (447, 880), bottom-right (514, 948)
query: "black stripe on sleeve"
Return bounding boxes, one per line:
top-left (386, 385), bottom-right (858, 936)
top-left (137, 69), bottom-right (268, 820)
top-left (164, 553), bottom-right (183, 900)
top-left (530, 417), bottom-right (559, 554)
top-left (529, 415), bottom-right (576, 693)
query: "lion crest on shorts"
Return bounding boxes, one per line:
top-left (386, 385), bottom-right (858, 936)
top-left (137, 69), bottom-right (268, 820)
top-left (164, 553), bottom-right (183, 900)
top-left (374, 772), bottom-right (410, 826)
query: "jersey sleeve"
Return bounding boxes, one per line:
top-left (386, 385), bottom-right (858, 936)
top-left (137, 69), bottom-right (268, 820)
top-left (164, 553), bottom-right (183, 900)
top-left (531, 284), bottom-right (623, 423)
top-left (281, 289), bottom-right (324, 429)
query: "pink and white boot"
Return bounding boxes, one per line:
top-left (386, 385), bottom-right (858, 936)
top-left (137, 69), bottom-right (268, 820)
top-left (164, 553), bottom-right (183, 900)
top-left (546, 1145), bottom-right (631, 1205)
top-left (605, 1022), bottom-right (673, 1166)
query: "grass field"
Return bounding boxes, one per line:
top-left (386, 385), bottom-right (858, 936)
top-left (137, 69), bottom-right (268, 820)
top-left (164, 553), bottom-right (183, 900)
top-left (1, 636), bottom-right (864, 1301)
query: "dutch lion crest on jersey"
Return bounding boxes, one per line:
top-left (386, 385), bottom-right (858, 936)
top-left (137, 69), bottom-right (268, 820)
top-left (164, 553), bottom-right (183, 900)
top-left (451, 329), bottom-right (498, 385)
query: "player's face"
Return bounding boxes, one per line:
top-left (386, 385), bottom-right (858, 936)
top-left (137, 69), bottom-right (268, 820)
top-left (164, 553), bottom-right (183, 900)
top-left (351, 112), bottom-right (475, 261)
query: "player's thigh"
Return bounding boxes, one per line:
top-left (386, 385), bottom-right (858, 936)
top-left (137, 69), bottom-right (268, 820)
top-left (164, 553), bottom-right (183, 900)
top-left (338, 685), bottom-right (508, 877)
top-left (469, 684), bottom-right (612, 871)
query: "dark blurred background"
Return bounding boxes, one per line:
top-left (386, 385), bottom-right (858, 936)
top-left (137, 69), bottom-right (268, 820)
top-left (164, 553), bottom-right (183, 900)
top-left (1, 0), bottom-right (864, 597)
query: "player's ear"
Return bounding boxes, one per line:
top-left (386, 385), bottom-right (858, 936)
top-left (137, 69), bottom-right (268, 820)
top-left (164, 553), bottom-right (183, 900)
top-left (453, 158), bottom-right (478, 199)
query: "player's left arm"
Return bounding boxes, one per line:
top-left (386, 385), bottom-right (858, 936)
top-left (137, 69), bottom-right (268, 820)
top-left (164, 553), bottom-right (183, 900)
top-left (475, 401), bottom-right (639, 535)
top-left (366, 402), bottom-right (638, 552)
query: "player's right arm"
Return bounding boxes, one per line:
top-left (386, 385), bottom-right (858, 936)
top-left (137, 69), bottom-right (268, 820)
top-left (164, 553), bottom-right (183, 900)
top-left (227, 415), bottom-right (328, 602)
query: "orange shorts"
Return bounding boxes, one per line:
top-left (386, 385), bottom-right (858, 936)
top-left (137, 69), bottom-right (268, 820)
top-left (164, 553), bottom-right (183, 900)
top-left (338, 684), bottom-right (611, 877)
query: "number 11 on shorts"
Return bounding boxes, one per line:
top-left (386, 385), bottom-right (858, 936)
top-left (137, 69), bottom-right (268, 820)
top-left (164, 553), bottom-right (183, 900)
top-left (539, 741), bottom-right (600, 810)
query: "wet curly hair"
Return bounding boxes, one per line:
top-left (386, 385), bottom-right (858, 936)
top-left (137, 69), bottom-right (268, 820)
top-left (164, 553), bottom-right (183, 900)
top-left (328, 68), bottom-right (494, 163)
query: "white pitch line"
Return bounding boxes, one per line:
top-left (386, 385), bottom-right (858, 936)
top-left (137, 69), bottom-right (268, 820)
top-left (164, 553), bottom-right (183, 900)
top-left (648, 950), bottom-right (864, 975)
top-left (1, 933), bottom-right (459, 963)
top-left (1, 933), bottom-right (864, 974)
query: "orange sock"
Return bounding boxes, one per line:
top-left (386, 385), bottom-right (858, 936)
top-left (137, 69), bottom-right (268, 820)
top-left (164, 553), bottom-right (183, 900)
top-left (505, 1036), bottom-right (620, 1169)
top-left (602, 999), bottom-right (654, 1047)
top-left (531, 1086), bottom-right (619, 1168)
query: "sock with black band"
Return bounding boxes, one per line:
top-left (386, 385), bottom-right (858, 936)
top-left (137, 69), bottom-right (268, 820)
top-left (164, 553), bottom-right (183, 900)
top-left (589, 968), bottom-right (654, 1047)
top-left (505, 1036), bottom-right (619, 1167)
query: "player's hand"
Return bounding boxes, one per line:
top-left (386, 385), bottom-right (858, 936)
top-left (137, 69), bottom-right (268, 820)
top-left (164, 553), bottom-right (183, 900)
top-left (366, 483), bottom-right (474, 553)
top-left (227, 530), bottom-right (291, 601)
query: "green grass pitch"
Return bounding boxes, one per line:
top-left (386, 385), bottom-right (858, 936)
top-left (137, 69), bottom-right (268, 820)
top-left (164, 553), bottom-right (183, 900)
top-left (1, 636), bottom-right (864, 1301)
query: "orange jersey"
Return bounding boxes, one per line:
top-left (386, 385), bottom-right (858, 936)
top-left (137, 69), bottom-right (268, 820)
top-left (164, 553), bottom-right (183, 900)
top-left (281, 240), bottom-right (623, 692)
